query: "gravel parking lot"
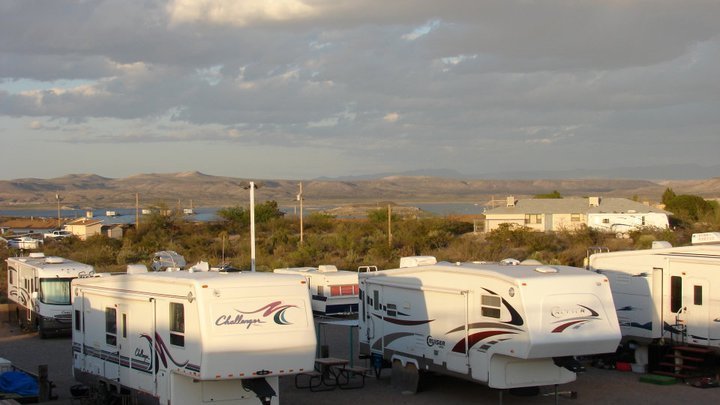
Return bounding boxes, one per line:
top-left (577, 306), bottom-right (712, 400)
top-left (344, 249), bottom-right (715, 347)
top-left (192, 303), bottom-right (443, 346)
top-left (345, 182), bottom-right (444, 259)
top-left (1, 306), bottom-right (719, 405)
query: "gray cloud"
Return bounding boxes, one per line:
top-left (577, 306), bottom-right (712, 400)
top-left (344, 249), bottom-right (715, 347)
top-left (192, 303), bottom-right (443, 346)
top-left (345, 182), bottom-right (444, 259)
top-left (1, 0), bottom-right (719, 179)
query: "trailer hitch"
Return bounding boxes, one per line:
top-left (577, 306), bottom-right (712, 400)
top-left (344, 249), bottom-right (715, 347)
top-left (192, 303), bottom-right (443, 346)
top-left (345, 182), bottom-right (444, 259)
top-left (553, 356), bottom-right (585, 373)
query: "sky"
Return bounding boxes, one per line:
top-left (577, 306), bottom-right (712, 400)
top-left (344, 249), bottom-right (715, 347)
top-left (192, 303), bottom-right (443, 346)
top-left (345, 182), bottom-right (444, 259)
top-left (1, 0), bottom-right (719, 181)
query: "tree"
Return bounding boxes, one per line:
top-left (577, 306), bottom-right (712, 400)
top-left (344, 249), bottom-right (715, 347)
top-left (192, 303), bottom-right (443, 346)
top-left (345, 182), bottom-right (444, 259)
top-left (662, 188), bottom-right (676, 205)
top-left (664, 194), bottom-right (715, 223)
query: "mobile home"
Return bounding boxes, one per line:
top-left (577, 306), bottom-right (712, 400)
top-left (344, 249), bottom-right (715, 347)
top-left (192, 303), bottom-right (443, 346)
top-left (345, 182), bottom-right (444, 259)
top-left (6, 253), bottom-right (93, 338)
top-left (587, 237), bottom-right (720, 350)
top-left (358, 258), bottom-right (620, 391)
top-left (72, 270), bottom-right (316, 405)
top-left (274, 265), bottom-right (359, 315)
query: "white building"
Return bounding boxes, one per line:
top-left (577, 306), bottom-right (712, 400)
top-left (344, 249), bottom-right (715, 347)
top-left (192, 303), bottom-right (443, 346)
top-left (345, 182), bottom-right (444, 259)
top-left (484, 196), bottom-right (669, 234)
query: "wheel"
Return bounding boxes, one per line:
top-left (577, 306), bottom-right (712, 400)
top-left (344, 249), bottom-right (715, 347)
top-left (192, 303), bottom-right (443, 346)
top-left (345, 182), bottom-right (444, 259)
top-left (38, 321), bottom-right (47, 339)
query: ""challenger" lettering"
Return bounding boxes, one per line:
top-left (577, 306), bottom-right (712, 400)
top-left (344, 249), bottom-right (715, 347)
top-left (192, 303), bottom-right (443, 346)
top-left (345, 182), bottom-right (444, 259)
top-left (215, 314), bottom-right (265, 329)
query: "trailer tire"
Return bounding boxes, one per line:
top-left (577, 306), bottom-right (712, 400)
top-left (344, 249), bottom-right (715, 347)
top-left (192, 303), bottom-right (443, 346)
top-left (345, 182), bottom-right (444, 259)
top-left (391, 360), bottom-right (420, 394)
top-left (38, 321), bottom-right (47, 339)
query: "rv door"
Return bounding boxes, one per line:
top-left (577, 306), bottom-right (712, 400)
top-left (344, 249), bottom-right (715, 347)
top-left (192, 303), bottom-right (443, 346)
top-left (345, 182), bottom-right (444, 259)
top-left (117, 300), bottom-right (156, 394)
top-left (685, 278), bottom-right (710, 346)
top-left (366, 285), bottom-right (383, 354)
top-left (444, 291), bottom-right (469, 375)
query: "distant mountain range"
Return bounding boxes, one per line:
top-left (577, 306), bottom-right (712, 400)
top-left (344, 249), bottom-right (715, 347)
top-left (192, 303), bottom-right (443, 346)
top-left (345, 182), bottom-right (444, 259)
top-left (0, 171), bottom-right (718, 209)
top-left (323, 164), bottom-right (720, 181)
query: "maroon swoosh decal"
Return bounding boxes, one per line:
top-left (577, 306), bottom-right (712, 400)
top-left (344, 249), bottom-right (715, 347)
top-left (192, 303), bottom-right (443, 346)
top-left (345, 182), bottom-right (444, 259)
top-left (452, 330), bottom-right (517, 353)
top-left (552, 320), bottom-right (586, 333)
top-left (372, 313), bottom-right (433, 326)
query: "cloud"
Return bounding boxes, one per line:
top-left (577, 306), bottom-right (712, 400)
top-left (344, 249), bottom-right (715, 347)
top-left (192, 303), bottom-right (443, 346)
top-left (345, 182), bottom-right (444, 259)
top-left (383, 112), bottom-right (400, 123)
top-left (167, 0), bottom-right (318, 26)
top-left (1, 0), bottom-right (719, 179)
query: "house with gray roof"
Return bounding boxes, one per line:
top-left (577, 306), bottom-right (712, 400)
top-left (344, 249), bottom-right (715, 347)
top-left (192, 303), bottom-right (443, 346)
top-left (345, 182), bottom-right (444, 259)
top-left (484, 196), bottom-right (670, 234)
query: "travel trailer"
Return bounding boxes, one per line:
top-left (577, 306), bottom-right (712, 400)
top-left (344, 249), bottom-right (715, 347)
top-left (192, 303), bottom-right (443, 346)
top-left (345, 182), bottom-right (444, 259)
top-left (72, 269), bottom-right (316, 405)
top-left (587, 234), bottom-right (720, 350)
top-left (6, 253), bottom-right (93, 338)
top-left (358, 258), bottom-right (620, 391)
top-left (274, 265), bottom-right (359, 315)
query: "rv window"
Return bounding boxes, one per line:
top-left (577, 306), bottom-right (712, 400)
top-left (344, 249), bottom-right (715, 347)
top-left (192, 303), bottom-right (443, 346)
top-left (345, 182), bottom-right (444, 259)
top-left (694, 285), bottom-right (703, 306)
top-left (75, 310), bottom-right (81, 331)
top-left (122, 313), bottom-right (127, 338)
top-left (170, 303), bottom-right (185, 347)
top-left (8, 270), bottom-right (13, 285)
top-left (373, 290), bottom-right (380, 311)
top-left (481, 295), bottom-right (502, 319)
top-left (39, 279), bottom-right (72, 305)
top-left (670, 276), bottom-right (682, 313)
top-left (105, 307), bottom-right (117, 346)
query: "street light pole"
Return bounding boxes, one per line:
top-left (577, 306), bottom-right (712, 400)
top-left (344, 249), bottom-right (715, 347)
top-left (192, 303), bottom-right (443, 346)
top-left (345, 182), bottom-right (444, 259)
top-left (249, 181), bottom-right (256, 272)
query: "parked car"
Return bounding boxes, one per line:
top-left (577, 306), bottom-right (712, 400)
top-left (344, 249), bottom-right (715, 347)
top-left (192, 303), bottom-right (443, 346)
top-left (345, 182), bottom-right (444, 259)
top-left (43, 230), bottom-right (72, 239)
top-left (8, 236), bottom-right (43, 249)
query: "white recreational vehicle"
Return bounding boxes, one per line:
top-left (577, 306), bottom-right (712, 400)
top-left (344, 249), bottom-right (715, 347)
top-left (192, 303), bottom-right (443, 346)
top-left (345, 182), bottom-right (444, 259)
top-left (587, 233), bottom-right (720, 350)
top-left (358, 258), bottom-right (620, 391)
top-left (72, 270), bottom-right (316, 405)
top-left (273, 265), bottom-right (359, 315)
top-left (6, 253), bottom-right (94, 338)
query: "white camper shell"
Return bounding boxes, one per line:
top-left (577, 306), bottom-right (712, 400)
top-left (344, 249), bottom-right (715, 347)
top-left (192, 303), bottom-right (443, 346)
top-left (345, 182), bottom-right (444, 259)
top-left (72, 271), bottom-right (316, 405)
top-left (6, 253), bottom-right (93, 338)
top-left (273, 265), bottom-right (359, 315)
top-left (588, 242), bottom-right (720, 350)
top-left (358, 259), bottom-right (620, 390)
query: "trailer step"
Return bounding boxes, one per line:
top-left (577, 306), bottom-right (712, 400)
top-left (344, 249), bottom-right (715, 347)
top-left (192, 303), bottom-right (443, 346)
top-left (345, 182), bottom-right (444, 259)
top-left (663, 354), bottom-right (704, 362)
top-left (658, 362), bottom-right (699, 371)
top-left (673, 346), bottom-right (714, 354)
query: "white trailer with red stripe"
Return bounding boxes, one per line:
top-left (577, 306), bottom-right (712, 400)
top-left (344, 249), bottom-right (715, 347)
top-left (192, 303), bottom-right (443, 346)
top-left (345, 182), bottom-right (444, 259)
top-left (358, 259), bottom-right (620, 391)
top-left (71, 270), bottom-right (316, 405)
top-left (273, 265), bottom-right (359, 315)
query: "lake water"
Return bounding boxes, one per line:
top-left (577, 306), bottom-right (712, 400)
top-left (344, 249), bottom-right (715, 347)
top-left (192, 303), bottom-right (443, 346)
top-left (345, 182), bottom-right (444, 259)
top-left (0, 202), bottom-right (486, 224)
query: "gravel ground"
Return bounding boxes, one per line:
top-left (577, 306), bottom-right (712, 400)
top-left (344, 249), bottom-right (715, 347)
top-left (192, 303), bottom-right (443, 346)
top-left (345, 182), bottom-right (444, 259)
top-left (1, 306), bottom-right (719, 404)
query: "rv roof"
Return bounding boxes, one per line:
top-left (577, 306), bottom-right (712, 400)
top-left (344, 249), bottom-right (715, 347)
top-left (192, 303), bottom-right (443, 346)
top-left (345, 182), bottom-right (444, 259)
top-left (76, 270), bottom-right (306, 290)
top-left (363, 261), bottom-right (591, 283)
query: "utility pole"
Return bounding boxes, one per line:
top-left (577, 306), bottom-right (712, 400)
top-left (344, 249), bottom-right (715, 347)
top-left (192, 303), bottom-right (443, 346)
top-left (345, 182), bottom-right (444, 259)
top-left (388, 204), bottom-right (392, 247)
top-left (298, 182), bottom-right (304, 245)
top-left (55, 192), bottom-right (61, 228)
top-left (135, 193), bottom-right (140, 230)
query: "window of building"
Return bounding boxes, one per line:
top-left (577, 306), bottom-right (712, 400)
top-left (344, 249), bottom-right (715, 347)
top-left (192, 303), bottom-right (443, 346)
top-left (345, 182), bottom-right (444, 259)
top-left (571, 213), bottom-right (581, 222)
top-left (105, 307), bottom-right (117, 346)
top-left (670, 276), bottom-right (682, 313)
top-left (481, 295), bottom-right (501, 318)
top-left (170, 303), bottom-right (185, 347)
top-left (524, 214), bottom-right (542, 224)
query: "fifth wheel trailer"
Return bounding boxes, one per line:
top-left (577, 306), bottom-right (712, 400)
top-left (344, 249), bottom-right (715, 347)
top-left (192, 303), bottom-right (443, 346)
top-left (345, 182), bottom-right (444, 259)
top-left (273, 265), bottom-right (359, 315)
top-left (587, 240), bottom-right (720, 350)
top-left (358, 259), bottom-right (620, 391)
top-left (72, 270), bottom-right (316, 405)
